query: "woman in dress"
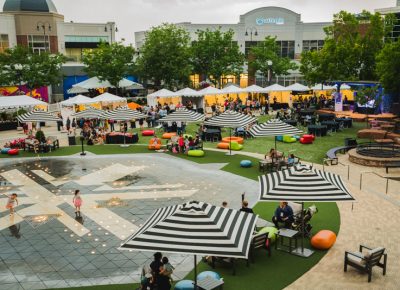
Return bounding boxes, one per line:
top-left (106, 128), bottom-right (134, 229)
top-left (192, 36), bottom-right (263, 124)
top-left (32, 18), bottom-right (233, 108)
top-left (73, 190), bottom-right (82, 216)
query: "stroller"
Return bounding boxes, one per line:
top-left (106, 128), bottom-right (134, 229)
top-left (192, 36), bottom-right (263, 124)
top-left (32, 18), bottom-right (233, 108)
top-left (291, 204), bottom-right (318, 238)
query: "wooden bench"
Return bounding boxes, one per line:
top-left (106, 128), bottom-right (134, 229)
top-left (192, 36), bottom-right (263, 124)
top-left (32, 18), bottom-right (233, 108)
top-left (385, 162), bottom-right (400, 173)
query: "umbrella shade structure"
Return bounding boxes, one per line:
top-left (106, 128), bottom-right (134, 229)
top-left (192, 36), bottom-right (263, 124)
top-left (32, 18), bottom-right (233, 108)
top-left (249, 119), bottom-right (303, 149)
top-left (73, 77), bottom-right (140, 89)
top-left (102, 107), bottom-right (146, 121)
top-left (119, 200), bottom-right (258, 286)
top-left (245, 84), bottom-right (267, 93)
top-left (60, 95), bottom-right (97, 106)
top-left (285, 83), bottom-right (310, 92)
top-left (92, 93), bottom-right (126, 104)
top-left (67, 86), bottom-right (89, 94)
top-left (72, 108), bottom-right (105, 119)
top-left (147, 88), bottom-right (176, 98)
top-left (258, 164), bottom-right (354, 257)
top-left (196, 86), bottom-right (223, 96)
top-left (0, 95), bottom-right (47, 110)
top-left (17, 110), bottom-right (61, 123)
top-left (159, 108), bottom-right (204, 123)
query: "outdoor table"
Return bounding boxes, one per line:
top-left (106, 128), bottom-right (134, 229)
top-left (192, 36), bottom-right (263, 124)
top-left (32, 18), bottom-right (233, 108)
top-left (203, 129), bottom-right (222, 142)
top-left (272, 103), bottom-right (289, 110)
top-left (335, 118), bottom-right (352, 128)
top-left (321, 121), bottom-right (339, 132)
top-left (318, 113), bottom-right (336, 122)
top-left (259, 160), bottom-right (273, 173)
top-left (308, 125), bottom-right (328, 137)
top-left (284, 119), bottom-right (297, 126)
top-left (381, 124), bottom-right (395, 132)
top-left (275, 228), bottom-right (299, 254)
top-left (299, 109), bottom-right (315, 116)
top-left (106, 133), bottom-right (139, 144)
top-left (197, 276), bottom-right (224, 290)
top-left (256, 218), bottom-right (274, 230)
top-left (0, 121), bottom-right (18, 131)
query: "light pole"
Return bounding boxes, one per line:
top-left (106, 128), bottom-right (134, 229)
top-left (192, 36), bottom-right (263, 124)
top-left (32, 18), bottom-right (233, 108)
top-left (245, 27), bottom-right (258, 42)
top-left (267, 60), bottom-right (273, 85)
top-left (36, 22), bottom-right (51, 52)
top-left (80, 136), bottom-right (86, 156)
top-left (245, 27), bottom-right (258, 86)
top-left (104, 23), bottom-right (118, 44)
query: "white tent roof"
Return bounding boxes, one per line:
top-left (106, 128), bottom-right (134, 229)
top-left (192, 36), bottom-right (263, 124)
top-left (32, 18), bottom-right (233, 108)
top-left (196, 86), bottom-right (223, 96)
top-left (285, 83), bottom-right (310, 92)
top-left (60, 95), bottom-right (97, 106)
top-left (0, 95), bottom-right (47, 110)
top-left (244, 84), bottom-right (267, 93)
top-left (264, 84), bottom-right (287, 92)
top-left (334, 83), bottom-right (351, 90)
top-left (221, 85), bottom-right (245, 94)
top-left (175, 87), bottom-right (202, 97)
top-left (67, 86), bottom-right (89, 94)
top-left (73, 77), bottom-right (140, 89)
top-left (311, 84), bottom-right (335, 90)
top-left (92, 93), bottom-right (126, 103)
top-left (147, 88), bottom-right (176, 98)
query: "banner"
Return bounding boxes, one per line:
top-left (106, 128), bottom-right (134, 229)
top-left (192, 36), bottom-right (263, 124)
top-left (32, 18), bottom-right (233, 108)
top-left (0, 86), bottom-right (49, 102)
top-left (334, 92), bottom-right (343, 112)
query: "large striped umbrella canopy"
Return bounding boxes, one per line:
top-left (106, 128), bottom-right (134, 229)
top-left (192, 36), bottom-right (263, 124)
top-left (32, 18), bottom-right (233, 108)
top-left (72, 108), bottom-right (105, 119)
top-left (259, 164), bottom-right (354, 202)
top-left (249, 119), bottom-right (303, 137)
top-left (204, 110), bottom-right (256, 129)
top-left (120, 200), bottom-right (257, 257)
top-left (102, 107), bottom-right (146, 121)
top-left (159, 108), bottom-right (204, 123)
top-left (17, 110), bottom-right (61, 123)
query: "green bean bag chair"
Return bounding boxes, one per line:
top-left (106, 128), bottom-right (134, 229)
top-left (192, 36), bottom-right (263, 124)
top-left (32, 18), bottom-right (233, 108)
top-left (187, 150), bottom-right (205, 157)
top-left (258, 226), bottom-right (278, 243)
top-left (283, 135), bottom-right (296, 143)
top-left (229, 141), bottom-right (243, 151)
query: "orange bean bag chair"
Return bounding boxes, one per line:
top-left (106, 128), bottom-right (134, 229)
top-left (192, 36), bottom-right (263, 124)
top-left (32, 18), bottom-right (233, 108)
top-left (311, 230), bottom-right (336, 250)
top-left (162, 132), bottom-right (177, 139)
top-left (217, 142), bottom-right (230, 149)
top-left (148, 138), bottom-right (162, 150)
top-left (222, 137), bottom-right (244, 144)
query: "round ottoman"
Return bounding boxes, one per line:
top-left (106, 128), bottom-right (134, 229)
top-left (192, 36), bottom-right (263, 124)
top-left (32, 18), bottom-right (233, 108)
top-left (217, 142), bottom-right (229, 149)
top-left (222, 136), bottom-right (244, 144)
top-left (142, 130), bottom-right (155, 136)
top-left (174, 280), bottom-right (194, 290)
top-left (311, 230), bottom-right (336, 250)
top-left (1, 148), bottom-right (11, 154)
top-left (162, 132), bottom-right (177, 139)
top-left (229, 142), bottom-right (243, 151)
top-left (240, 160), bottom-right (252, 168)
top-left (258, 227), bottom-right (278, 244)
top-left (197, 271), bottom-right (220, 281)
top-left (7, 149), bottom-right (19, 156)
top-left (188, 150), bottom-right (205, 157)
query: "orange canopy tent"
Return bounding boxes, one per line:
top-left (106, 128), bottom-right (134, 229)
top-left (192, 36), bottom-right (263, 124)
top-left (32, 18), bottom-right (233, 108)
top-left (127, 102), bottom-right (142, 110)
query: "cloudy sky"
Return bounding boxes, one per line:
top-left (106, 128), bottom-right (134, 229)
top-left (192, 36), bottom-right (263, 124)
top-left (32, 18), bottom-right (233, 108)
top-left (0, 0), bottom-right (396, 45)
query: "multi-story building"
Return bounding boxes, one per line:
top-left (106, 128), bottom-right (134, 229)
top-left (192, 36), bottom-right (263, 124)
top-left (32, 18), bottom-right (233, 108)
top-left (375, 0), bottom-right (400, 41)
top-left (135, 6), bottom-right (331, 87)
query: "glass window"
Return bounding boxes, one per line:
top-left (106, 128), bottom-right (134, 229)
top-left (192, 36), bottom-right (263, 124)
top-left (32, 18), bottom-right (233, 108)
top-left (28, 35), bottom-right (50, 53)
top-left (0, 34), bottom-right (9, 53)
top-left (302, 40), bottom-right (324, 52)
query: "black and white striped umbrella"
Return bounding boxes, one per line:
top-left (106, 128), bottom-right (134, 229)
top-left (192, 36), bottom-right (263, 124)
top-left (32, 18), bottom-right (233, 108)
top-left (102, 107), bottom-right (146, 121)
top-left (17, 110), bottom-right (61, 123)
top-left (72, 108), bottom-right (105, 119)
top-left (259, 164), bottom-right (354, 202)
top-left (249, 119), bottom-right (303, 137)
top-left (120, 200), bottom-right (258, 258)
top-left (159, 108), bottom-right (204, 123)
top-left (204, 110), bottom-right (256, 128)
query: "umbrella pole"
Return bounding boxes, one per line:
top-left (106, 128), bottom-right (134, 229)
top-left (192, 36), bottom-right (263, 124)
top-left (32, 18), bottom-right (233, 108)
top-left (275, 136), bottom-right (277, 151)
top-left (194, 254), bottom-right (197, 289)
top-left (291, 201), bottom-right (314, 258)
top-left (226, 127), bottom-right (233, 156)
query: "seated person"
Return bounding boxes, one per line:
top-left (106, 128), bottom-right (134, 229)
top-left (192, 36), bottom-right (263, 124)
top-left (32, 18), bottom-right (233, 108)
top-left (272, 201), bottom-right (294, 229)
top-left (287, 154), bottom-right (295, 166)
top-left (95, 136), bottom-right (104, 145)
top-left (265, 148), bottom-right (278, 161)
top-left (240, 200), bottom-right (254, 214)
top-left (188, 137), bottom-right (195, 150)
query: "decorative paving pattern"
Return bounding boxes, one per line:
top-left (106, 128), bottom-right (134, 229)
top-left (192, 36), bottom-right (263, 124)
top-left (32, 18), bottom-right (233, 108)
top-left (0, 154), bottom-right (259, 289)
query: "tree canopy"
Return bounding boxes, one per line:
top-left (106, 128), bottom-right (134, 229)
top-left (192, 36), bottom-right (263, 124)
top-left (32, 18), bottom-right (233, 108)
top-left (136, 23), bottom-right (192, 89)
top-left (191, 28), bottom-right (245, 87)
top-left (249, 36), bottom-right (297, 82)
top-left (0, 46), bottom-right (65, 95)
top-left (82, 42), bottom-right (135, 91)
top-left (376, 40), bottom-right (400, 100)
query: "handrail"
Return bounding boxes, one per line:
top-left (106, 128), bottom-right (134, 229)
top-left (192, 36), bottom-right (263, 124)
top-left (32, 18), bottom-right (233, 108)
top-left (360, 171), bottom-right (391, 194)
top-left (322, 159), bottom-right (350, 180)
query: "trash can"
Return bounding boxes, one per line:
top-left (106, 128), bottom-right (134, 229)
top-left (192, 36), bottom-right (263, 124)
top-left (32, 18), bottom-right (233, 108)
top-left (344, 138), bottom-right (357, 147)
top-left (68, 136), bottom-right (76, 146)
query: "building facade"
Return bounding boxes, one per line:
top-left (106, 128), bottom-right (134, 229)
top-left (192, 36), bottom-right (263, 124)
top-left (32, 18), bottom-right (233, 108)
top-left (375, 0), bottom-right (400, 41)
top-left (135, 7), bottom-right (331, 87)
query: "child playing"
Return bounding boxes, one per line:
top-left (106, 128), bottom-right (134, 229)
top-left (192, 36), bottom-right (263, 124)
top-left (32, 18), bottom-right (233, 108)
top-left (160, 256), bottom-right (174, 280)
top-left (6, 193), bottom-right (18, 215)
top-left (73, 189), bottom-right (82, 216)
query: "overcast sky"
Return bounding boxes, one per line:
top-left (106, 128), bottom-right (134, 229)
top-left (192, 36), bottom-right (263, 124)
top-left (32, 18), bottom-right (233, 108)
top-left (0, 0), bottom-right (396, 45)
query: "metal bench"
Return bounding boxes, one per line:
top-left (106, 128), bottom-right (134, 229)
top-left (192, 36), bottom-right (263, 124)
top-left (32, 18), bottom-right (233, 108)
top-left (325, 146), bottom-right (355, 165)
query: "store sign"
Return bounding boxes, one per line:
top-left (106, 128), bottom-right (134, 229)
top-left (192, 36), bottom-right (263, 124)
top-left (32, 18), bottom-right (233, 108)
top-left (256, 17), bottom-right (285, 25)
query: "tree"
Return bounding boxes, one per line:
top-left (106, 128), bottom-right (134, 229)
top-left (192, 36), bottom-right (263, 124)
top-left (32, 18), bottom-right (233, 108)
top-left (0, 46), bottom-right (66, 96)
top-left (82, 42), bottom-right (135, 95)
top-left (191, 28), bottom-right (245, 87)
top-left (376, 40), bottom-right (400, 102)
top-left (249, 36), bottom-right (297, 84)
top-left (136, 23), bottom-right (192, 89)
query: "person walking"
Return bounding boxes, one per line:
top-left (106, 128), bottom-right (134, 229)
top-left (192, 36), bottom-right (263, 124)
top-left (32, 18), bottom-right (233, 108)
top-left (5, 193), bottom-right (18, 216)
top-left (73, 190), bottom-right (82, 217)
top-left (71, 118), bottom-right (77, 135)
top-left (66, 117), bottom-right (71, 133)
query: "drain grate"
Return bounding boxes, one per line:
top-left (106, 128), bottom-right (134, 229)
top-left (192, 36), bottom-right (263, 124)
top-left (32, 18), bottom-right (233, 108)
top-left (24, 214), bottom-right (60, 229)
top-left (96, 197), bottom-right (128, 208)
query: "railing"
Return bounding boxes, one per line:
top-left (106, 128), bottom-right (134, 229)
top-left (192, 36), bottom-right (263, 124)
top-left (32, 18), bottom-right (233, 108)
top-left (359, 171), bottom-right (392, 194)
top-left (356, 143), bottom-right (400, 158)
top-left (322, 159), bottom-right (350, 180)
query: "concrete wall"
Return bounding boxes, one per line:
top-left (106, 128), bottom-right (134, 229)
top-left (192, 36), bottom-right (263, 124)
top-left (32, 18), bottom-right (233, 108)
top-left (0, 14), bottom-right (17, 48)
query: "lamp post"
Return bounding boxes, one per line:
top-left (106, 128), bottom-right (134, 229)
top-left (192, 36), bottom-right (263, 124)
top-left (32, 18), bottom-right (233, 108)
top-left (80, 136), bottom-right (86, 156)
top-left (104, 23), bottom-right (118, 44)
top-left (36, 22), bottom-right (51, 53)
top-left (245, 27), bottom-right (258, 42)
top-left (267, 60), bottom-right (273, 86)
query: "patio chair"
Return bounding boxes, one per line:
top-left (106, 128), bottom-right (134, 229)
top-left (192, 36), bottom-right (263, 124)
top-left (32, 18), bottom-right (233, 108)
top-left (344, 245), bottom-right (387, 282)
top-left (248, 232), bottom-right (271, 265)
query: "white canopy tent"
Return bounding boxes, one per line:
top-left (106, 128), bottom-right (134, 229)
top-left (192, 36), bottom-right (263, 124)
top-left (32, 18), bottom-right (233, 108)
top-left (175, 88), bottom-right (204, 110)
top-left (72, 77), bottom-right (142, 89)
top-left (60, 95), bottom-right (98, 106)
top-left (334, 84), bottom-right (351, 90)
top-left (147, 89), bottom-right (176, 107)
top-left (264, 84), bottom-right (287, 92)
top-left (92, 93), bottom-right (127, 109)
top-left (285, 83), bottom-right (310, 92)
top-left (196, 86), bottom-right (223, 96)
top-left (67, 86), bottom-right (89, 94)
top-left (221, 84), bottom-right (245, 94)
top-left (245, 84), bottom-right (267, 93)
top-left (311, 84), bottom-right (335, 91)
top-left (0, 95), bottom-right (47, 110)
